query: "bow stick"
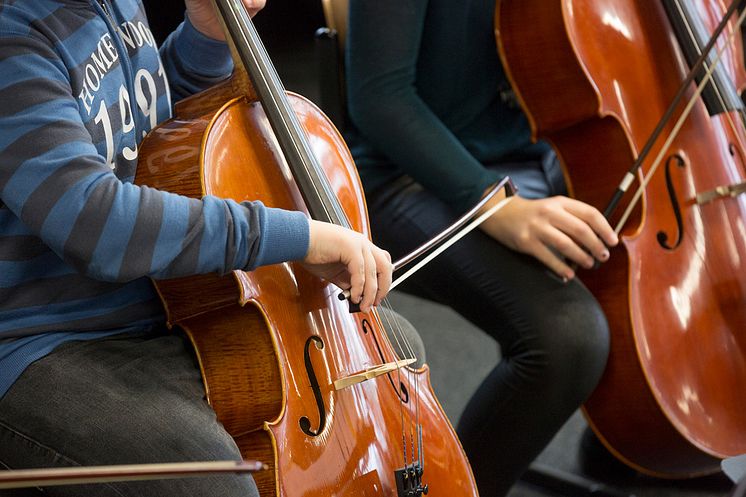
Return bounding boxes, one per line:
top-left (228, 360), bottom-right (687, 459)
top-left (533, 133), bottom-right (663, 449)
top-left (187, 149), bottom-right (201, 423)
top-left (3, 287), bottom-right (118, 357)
top-left (339, 176), bottom-right (516, 304)
top-left (0, 460), bottom-right (266, 489)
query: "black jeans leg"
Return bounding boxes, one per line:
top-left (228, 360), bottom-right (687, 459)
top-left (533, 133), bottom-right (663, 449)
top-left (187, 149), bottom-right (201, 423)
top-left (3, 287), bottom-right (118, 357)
top-left (368, 177), bottom-right (610, 497)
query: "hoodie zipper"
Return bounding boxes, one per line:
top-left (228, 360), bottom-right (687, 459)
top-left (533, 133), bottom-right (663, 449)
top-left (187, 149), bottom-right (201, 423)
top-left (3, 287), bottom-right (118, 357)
top-left (92, 0), bottom-right (141, 142)
top-left (97, 0), bottom-right (113, 24)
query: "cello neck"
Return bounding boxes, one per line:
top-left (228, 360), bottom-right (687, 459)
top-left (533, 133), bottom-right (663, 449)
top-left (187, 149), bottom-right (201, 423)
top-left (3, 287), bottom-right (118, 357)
top-left (212, 0), bottom-right (349, 226)
top-left (661, 0), bottom-right (743, 115)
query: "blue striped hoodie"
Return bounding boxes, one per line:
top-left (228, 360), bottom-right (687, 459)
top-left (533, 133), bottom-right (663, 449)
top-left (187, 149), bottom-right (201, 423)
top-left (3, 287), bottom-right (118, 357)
top-left (0, 0), bottom-right (310, 396)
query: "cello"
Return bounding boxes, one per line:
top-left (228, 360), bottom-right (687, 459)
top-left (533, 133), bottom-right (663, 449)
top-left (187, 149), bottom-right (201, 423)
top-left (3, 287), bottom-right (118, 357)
top-left (135, 0), bottom-right (479, 495)
top-left (497, 0), bottom-right (746, 478)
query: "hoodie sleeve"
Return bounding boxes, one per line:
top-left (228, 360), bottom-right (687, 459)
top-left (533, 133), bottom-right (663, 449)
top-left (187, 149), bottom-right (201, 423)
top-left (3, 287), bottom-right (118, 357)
top-left (159, 15), bottom-right (234, 102)
top-left (0, 28), bottom-right (308, 284)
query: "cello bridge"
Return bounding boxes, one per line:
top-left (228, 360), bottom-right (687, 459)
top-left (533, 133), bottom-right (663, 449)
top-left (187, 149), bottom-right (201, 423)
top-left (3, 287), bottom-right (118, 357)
top-left (333, 359), bottom-right (416, 391)
top-left (696, 181), bottom-right (746, 204)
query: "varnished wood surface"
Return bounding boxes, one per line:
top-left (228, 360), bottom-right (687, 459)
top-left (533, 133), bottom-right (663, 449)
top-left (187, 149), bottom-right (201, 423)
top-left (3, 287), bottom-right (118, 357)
top-left (498, 0), bottom-right (746, 478)
top-left (137, 78), bottom-right (478, 496)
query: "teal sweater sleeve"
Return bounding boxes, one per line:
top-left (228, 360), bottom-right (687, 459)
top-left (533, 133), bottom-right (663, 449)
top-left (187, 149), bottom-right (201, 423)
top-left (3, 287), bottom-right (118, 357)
top-left (346, 0), bottom-right (500, 212)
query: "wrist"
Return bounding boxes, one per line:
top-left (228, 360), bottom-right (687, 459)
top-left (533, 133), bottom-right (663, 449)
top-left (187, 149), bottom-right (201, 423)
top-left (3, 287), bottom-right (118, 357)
top-left (185, 11), bottom-right (225, 41)
top-left (476, 186), bottom-right (509, 218)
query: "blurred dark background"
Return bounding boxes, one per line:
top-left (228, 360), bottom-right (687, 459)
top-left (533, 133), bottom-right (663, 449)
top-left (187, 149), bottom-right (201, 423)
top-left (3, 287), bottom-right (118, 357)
top-left (144, 0), bottom-right (324, 100)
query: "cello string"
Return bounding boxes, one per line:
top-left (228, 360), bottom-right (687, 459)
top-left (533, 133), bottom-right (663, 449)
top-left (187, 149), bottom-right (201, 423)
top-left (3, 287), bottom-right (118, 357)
top-left (373, 302), bottom-right (420, 469)
top-left (672, 0), bottom-right (746, 155)
top-left (368, 191), bottom-right (517, 469)
top-left (365, 302), bottom-right (414, 468)
top-left (226, 0), bottom-right (340, 225)
top-left (226, 0), bottom-right (419, 469)
top-left (383, 298), bottom-right (423, 471)
top-left (615, 6), bottom-right (746, 234)
top-left (599, 0), bottom-right (741, 222)
top-left (378, 300), bottom-right (417, 361)
top-left (383, 301), bottom-right (419, 472)
top-left (236, 0), bottom-right (423, 465)
top-left (228, 0), bottom-right (438, 482)
top-left (361, 188), bottom-right (517, 468)
top-left (368, 190), bottom-right (517, 471)
top-left (375, 297), bottom-right (424, 473)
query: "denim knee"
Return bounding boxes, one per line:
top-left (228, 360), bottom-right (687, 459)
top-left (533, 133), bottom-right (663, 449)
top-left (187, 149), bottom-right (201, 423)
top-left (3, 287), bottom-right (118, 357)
top-left (541, 297), bottom-right (610, 402)
top-left (505, 294), bottom-right (610, 404)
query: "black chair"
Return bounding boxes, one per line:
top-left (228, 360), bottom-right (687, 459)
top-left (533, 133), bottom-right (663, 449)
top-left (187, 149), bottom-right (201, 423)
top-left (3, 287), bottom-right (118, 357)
top-left (314, 0), bottom-right (348, 131)
top-left (732, 480), bottom-right (746, 497)
top-left (724, 455), bottom-right (746, 496)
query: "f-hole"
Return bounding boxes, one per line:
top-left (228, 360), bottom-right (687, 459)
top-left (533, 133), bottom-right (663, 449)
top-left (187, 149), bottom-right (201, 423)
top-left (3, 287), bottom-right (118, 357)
top-left (299, 335), bottom-right (327, 436)
top-left (657, 153), bottom-right (687, 250)
top-left (362, 319), bottom-right (409, 403)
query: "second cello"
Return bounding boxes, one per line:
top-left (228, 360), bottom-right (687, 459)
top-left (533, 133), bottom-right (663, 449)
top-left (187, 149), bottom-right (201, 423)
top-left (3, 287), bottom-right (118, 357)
top-left (498, 0), bottom-right (746, 478)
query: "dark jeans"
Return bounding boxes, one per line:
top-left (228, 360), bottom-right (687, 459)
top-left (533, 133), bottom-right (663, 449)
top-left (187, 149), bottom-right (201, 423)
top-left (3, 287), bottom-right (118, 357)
top-left (0, 318), bottom-right (426, 497)
top-left (0, 329), bottom-right (260, 497)
top-left (368, 170), bottom-right (610, 497)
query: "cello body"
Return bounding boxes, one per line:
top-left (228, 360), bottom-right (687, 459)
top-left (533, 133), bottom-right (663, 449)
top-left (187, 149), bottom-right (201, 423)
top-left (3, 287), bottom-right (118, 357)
top-left (497, 0), bottom-right (746, 478)
top-left (134, 20), bottom-right (478, 497)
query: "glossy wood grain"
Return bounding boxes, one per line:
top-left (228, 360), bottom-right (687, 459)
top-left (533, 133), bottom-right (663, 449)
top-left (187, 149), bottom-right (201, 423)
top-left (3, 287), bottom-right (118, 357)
top-left (137, 75), bottom-right (477, 496)
top-left (498, 0), bottom-right (746, 478)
